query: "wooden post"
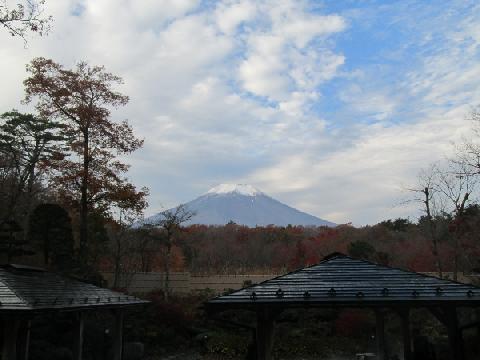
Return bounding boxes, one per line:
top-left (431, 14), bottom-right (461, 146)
top-left (72, 313), bottom-right (84, 360)
top-left (399, 309), bottom-right (412, 360)
top-left (256, 307), bottom-right (275, 360)
top-left (476, 308), bottom-right (480, 355)
top-left (2, 316), bottom-right (20, 360)
top-left (375, 310), bottom-right (386, 360)
top-left (445, 307), bottom-right (464, 360)
top-left (18, 319), bottom-right (31, 360)
top-left (112, 309), bottom-right (124, 360)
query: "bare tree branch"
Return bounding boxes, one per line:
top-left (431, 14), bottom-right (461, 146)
top-left (0, 0), bottom-right (52, 43)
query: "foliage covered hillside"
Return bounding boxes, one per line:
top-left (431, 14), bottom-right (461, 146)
top-left (98, 214), bottom-right (480, 281)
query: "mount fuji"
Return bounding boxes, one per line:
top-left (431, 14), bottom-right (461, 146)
top-left (145, 184), bottom-right (335, 227)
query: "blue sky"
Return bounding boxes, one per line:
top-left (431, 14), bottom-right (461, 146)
top-left (1, 0), bottom-right (480, 224)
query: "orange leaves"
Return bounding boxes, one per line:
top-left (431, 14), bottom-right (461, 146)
top-left (23, 57), bottom-right (148, 228)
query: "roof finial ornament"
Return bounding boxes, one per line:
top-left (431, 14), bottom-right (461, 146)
top-left (276, 288), bottom-right (284, 298)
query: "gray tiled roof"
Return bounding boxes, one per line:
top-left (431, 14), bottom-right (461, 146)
top-left (0, 265), bottom-right (148, 312)
top-left (207, 253), bottom-right (480, 309)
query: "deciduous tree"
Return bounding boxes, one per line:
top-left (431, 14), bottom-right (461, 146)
top-left (0, 0), bottom-right (52, 40)
top-left (152, 204), bottom-right (194, 300)
top-left (412, 161), bottom-right (477, 279)
top-left (410, 165), bottom-right (445, 277)
top-left (431, 162), bottom-right (476, 280)
top-left (23, 57), bottom-right (148, 258)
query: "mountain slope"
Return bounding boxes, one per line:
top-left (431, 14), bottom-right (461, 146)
top-left (146, 184), bottom-right (335, 227)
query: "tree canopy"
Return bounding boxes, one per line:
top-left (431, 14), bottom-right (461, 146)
top-left (23, 57), bottom-right (148, 256)
top-left (0, 110), bottom-right (63, 222)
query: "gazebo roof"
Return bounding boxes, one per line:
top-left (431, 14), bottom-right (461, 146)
top-left (0, 264), bottom-right (148, 312)
top-left (207, 253), bottom-right (480, 311)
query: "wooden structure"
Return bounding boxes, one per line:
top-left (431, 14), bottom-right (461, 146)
top-left (0, 264), bottom-right (148, 360)
top-left (102, 271), bottom-right (279, 294)
top-left (206, 253), bottom-right (480, 360)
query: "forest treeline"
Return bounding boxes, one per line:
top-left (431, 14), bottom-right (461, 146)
top-left (1, 56), bottom-right (480, 291)
top-left (100, 214), bottom-right (480, 279)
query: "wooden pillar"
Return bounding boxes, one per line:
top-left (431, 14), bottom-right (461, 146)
top-left (399, 309), bottom-right (412, 360)
top-left (375, 310), bottom-right (386, 360)
top-left (72, 313), bottom-right (84, 360)
top-left (2, 316), bottom-right (20, 360)
top-left (256, 307), bottom-right (275, 360)
top-left (17, 320), bottom-right (31, 360)
top-left (112, 310), bottom-right (124, 360)
top-left (476, 308), bottom-right (480, 353)
top-left (445, 307), bottom-right (464, 360)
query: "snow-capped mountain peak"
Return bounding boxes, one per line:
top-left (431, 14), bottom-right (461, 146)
top-left (206, 184), bottom-right (263, 197)
top-left (143, 184), bottom-right (336, 227)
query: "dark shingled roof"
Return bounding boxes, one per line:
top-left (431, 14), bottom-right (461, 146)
top-left (207, 253), bottom-right (480, 310)
top-left (0, 264), bottom-right (148, 312)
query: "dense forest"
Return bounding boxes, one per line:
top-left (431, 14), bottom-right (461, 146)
top-left (99, 215), bottom-right (480, 279)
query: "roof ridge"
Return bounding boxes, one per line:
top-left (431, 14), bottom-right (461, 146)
top-left (207, 252), bottom-right (480, 308)
top-left (211, 252), bottom-right (353, 300)
top-left (324, 255), bottom-right (480, 289)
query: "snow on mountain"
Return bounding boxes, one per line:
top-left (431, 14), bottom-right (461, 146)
top-left (206, 183), bottom-right (263, 196)
top-left (144, 184), bottom-right (336, 227)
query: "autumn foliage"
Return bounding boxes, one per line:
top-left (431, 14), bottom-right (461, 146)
top-left (99, 212), bottom-right (480, 277)
top-left (23, 57), bottom-right (148, 256)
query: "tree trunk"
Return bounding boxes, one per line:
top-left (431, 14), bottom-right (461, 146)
top-left (453, 193), bottom-right (469, 282)
top-left (79, 129), bottom-right (89, 258)
top-left (43, 227), bottom-right (50, 265)
top-left (424, 188), bottom-right (443, 278)
top-left (453, 234), bottom-right (459, 281)
top-left (7, 231), bottom-right (13, 263)
top-left (164, 241), bottom-right (171, 301)
top-left (113, 248), bottom-right (121, 289)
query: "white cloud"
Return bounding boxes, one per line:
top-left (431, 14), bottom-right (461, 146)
top-left (339, 84), bottom-right (396, 121)
top-left (215, 0), bottom-right (256, 34)
top-left (1, 0), bottom-right (479, 225)
top-left (239, 35), bottom-right (289, 100)
top-left (248, 113), bottom-right (472, 225)
top-left (237, 0), bottom-right (346, 103)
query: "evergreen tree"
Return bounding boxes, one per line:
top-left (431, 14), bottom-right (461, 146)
top-left (28, 203), bottom-right (73, 271)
